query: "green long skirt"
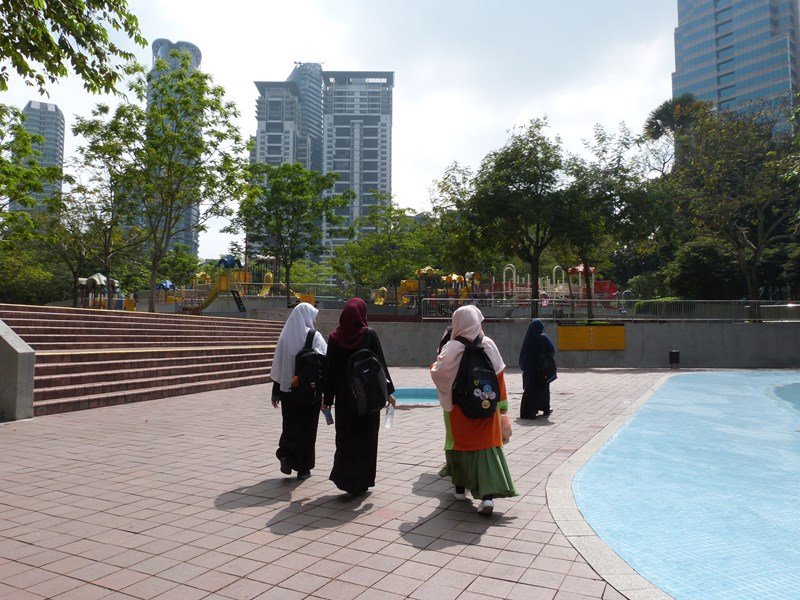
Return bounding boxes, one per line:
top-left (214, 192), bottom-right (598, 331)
top-left (439, 447), bottom-right (518, 500)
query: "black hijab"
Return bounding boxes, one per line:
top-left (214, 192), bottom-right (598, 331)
top-left (519, 318), bottom-right (545, 372)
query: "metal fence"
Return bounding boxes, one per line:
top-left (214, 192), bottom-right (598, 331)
top-left (419, 297), bottom-right (800, 322)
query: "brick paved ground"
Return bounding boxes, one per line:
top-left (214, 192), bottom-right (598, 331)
top-left (0, 368), bottom-right (666, 599)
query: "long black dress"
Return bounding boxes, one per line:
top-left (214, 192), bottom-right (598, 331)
top-left (273, 382), bottom-right (320, 473)
top-left (518, 319), bottom-right (556, 419)
top-left (324, 328), bottom-right (394, 495)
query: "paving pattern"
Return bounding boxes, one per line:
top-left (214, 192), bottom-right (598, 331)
top-left (0, 367), bottom-right (665, 599)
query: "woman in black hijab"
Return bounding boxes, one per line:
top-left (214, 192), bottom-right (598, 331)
top-left (324, 298), bottom-right (395, 496)
top-left (518, 318), bottom-right (556, 419)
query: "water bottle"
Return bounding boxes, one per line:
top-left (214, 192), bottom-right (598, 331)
top-left (323, 407), bottom-right (334, 425)
top-left (384, 405), bottom-right (395, 429)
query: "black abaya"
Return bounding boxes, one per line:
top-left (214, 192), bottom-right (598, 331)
top-left (518, 319), bottom-right (556, 419)
top-left (274, 383), bottom-right (320, 472)
top-left (324, 328), bottom-right (394, 495)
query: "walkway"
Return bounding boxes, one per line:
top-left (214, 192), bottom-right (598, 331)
top-left (0, 368), bottom-right (665, 600)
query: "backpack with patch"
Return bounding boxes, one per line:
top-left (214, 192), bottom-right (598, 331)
top-left (537, 337), bottom-right (557, 384)
top-left (452, 334), bottom-right (500, 419)
top-left (347, 329), bottom-right (389, 418)
top-left (291, 330), bottom-right (326, 405)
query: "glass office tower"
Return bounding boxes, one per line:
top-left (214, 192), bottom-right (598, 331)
top-left (672, 0), bottom-right (800, 112)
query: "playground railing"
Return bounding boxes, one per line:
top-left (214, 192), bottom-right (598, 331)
top-left (419, 297), bottom-right (800, 322)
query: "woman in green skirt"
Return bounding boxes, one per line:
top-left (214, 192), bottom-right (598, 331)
top-left (430, 305), bottom-right (517, 515)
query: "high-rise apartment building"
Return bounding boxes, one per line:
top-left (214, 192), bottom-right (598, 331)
top-left (251, 81), bottom-right (304, 166)
top-left (321, 71), bottom-right (394, 255)
top-left (149, 39), bottom-right (202, 257)
top-left (672, 0), bottom-right (800, 112)
top-left (12, 101), bottom-right (65, 210)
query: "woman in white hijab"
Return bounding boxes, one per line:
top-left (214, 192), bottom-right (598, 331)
top-left (270, 302), bottom-right (327, 480)
top-left (430, 305), bottom-right (517, 515)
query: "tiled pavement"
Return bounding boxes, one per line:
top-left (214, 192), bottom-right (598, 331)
top-left (0, 367), bottom-right (667, 600)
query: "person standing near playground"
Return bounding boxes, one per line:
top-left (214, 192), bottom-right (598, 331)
top-left (324, 298), bottom-right (395, 496)
top-left (270, 302), bottom-right (326, 480)
top-left (518, 318), bottom-right (556, 419)
top-left (430, 305), bottom-right (517, 515)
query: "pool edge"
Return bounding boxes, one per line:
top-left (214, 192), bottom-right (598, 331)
top-left (545, 372), bottom-right (676, 600)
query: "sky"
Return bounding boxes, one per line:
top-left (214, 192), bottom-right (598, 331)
top-left (1, 0), bottom-right (679, 259)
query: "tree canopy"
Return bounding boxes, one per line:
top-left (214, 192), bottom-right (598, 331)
top-left (0, 0), bottom-right (146, 94)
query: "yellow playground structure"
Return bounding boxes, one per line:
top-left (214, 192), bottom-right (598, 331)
top-left (373, 267), bottom-right (483, 307)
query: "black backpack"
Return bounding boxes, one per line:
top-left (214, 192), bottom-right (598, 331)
top-left (347, 329), bottom-right (389, 418)
top-left (291, 330), bottom-right (326, 405)
top-left (538, 337), bottom-right (557, 384)
top-left (452, 334), bottom-right (500, 419)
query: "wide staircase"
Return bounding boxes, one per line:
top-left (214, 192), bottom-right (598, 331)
top-left (0, 304), bottom-right (283, 416)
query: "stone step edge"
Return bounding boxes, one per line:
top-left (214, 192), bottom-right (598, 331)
top-left (34, 365), bottom-right (272, 398)
top-left (34, 358), bottom-right (274, 386)
top-left (35, 353), bottom-right (274, 374)
top-left (0, 303), bottom-right (283, 323)
top-left (33, 374), bottom-right (272, 415)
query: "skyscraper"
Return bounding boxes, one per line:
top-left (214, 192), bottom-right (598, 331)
top-left (672, 0), bottom-right (800, 113)
top-left (13, 101), bottom-right (65, 210)
top-left (287, 62), bottom-right (324, 173)
top-left (321, 71), bottom-right (394, 255)
top-left (251, 81), bottom-right (304, 167)
top-left (149, 39), bottom-right (202, 257)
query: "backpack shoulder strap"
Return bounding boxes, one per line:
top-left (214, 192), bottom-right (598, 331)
top-left (304, 329), bottom-right (316, 350)
top-left (360, 327), bottom-right (374, 351)
top-left (455, 333), bottom-right (483, 347)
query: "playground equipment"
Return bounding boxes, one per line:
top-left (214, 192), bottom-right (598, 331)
top-left (78, 273), bottom-right (121, 309)
top-left (538, 265), bottom-right (619, 300)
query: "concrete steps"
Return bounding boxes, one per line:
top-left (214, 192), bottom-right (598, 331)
top-left (0, 304), bottom-right (281, 416)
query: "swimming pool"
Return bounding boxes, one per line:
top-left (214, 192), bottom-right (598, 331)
top-left (393, 387), bottom-right (438, 405)
top-left (573, 371), bottom-right (800, 600)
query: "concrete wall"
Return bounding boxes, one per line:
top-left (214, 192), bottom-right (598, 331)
top-left (248, 308), bottom-right (800, 369)
top-left (0, 320), bottom-right (34, 420)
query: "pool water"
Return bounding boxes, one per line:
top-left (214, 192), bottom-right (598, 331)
top-left (573, 371), bottom-right (800, 600)
top-left (393, 387), bottom-right (438, 404)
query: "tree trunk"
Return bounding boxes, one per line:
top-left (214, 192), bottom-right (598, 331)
top-left (581, 254), bottom-right (594, 321)
top-left (72, 274), bottom-right (80, 308)
top-left (530, 259), bottom-right (540, 318)
top-left (105, 266), bottom-right (114, 310)
top-left (148, 262), bottom-right (158, 313)
top-left (285, 263), bottom-right (292, 308)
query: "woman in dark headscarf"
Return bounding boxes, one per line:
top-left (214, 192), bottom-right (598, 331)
top-left (518, 318), bottom-right (556, 419)
top-left (324, 298), bottom-right (395, 496)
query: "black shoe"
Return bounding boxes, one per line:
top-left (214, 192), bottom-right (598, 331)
top-left (279, 458), bottom-right (291, 475)
top-left (544, 410), bottom-right (553, 416)
top-left (297, 470), bottom-right (311, 481)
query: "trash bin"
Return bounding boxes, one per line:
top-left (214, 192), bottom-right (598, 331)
top-left (115, 298), bottom-right (123, 310)
top-left (123, 298), bottom-right (136, 311)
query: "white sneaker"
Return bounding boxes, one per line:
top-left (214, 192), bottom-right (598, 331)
top-left (453, 491), bottom-right (466, 500)
top-left (477, 499), bottom-right (494, 515)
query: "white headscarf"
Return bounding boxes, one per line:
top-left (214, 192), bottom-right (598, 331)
top-left (270, 302), bottom-right (327, 392)
top-left (430, 305), bottom-right (505, 412)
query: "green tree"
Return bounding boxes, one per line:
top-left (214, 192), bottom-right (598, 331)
top-left (675, 109), bottom-right (800, 303)
top-left (424, 162), bottom-right (500, 275)
top-left (236, 161), bottom-right (345, 306)
top-left (663, 238), bottom-right (743, 299)
top-left (0, 105), bottom-right (60, 239)
top-left (471, 118), bottom-right (566, 316)
top-left (0, 0), bottom-right (145, 94)
top-left (331, 201), bottom-right (429, 292)
top-left (36, 195), bottom-right (95, 307)
top-left (562, 125), bottom-right (648, 317)
top-left (70, 102), bottom-right (148, 308)
top-left (118, 50), bottom-right (250, 311)
top-left (158, 244), bottom-right (199, 288)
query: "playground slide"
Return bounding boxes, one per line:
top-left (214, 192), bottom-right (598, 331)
top-left (198, 284), bottom-right (219, 311)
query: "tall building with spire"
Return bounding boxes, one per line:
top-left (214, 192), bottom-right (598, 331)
top-left (672, 0), bottom-right (800, 113)
top-left (148, 39), bottom-right (202, 257)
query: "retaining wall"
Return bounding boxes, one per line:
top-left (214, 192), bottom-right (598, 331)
top-left (0, 320), bottom-right (34, 420)
top-left (249, 308), bottom-right (800, 369)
